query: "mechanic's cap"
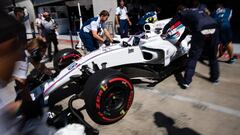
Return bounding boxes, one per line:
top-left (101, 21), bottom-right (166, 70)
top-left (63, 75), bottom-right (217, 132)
top-left (0, 10), bottom-right (26, 44)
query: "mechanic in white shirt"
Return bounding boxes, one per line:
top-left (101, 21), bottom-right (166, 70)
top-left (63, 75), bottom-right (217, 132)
top-left (41, 12), bottom-right (59, 61)
top-left (115, 0), bottom-right (132, 38)
top-left (79, 10), bottom-right (113, 52)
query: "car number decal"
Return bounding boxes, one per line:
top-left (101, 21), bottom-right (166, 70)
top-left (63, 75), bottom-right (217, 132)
top-left (67, 61), bottom-right (78, 70)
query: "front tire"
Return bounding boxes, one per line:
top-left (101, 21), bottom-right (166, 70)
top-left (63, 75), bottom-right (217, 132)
top-left (83, 68), bottom-right (134, 125)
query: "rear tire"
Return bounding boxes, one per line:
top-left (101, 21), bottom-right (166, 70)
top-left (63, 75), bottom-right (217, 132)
top-left (53, 48), bottom-right (81, 72)
top-left (83, 68), bottom-right (134, 125)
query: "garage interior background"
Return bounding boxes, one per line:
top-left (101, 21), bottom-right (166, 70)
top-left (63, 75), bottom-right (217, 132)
top-left (4, 0), bottom-right (240, 42)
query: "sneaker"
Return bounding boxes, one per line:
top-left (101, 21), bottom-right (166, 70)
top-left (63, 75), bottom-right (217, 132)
top-left (226, 57), bottom-right (237, 64)
top-left (212, 80), bottom-right (219, 85)
top-left (183, 83), bottom-right (190, 88)
top-left (209, 79), bottom-right (219, 85)
top-left (178, 83), bottom-right (190, 89)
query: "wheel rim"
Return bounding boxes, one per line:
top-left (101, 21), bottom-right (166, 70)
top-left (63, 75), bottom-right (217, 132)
top-left (85, 72), bottom-right (134, 124)
top-left (96, 77), bottom-right (134, 119)
top-left (103, 87), bottom-right (127, 112)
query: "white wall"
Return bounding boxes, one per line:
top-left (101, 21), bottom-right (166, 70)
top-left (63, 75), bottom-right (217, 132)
top-left (92, 0), bottom-right (117, 23)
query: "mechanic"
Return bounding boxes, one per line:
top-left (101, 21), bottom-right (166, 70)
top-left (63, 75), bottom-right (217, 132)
top-left (14, 37), bottom-right (52, 101)
top-left (138, 8), bottom-right (161, 30)
top-left (212, 2), bottom-right (236, 64)
top-left (79, 10), bottom-right (113, 52)
top-left (0, 8), bottom-right (56, 135)
top-left (9, 6), bottom-right (51, 108)
top-left (162, 5), bottom-right (220, 89)
top-left (11, 8), bottom-right (51, 101)
top-left (35, 13), bottom-right (44, 37)
top-left (191, 0), bottom-right (211, 15)
top-left (115, 0), bottom-right (132, 38)
top-left (41, 11), bottom-right (59, 62)
top-left (10, 7), bottom-right (32, 101)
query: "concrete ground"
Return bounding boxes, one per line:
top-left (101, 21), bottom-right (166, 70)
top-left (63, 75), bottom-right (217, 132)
top-left (2, 41), bottom-right (240, 135)
top-left (54, 41), bottom-right (240, 135)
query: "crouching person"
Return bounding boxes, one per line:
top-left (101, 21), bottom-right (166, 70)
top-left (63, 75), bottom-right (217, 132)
top-left (0, 9), bottom-right (55, 135)
top-left (79, 10), bottom-right (113, 52)
top-left (13, 37), bottom-right (52, 101)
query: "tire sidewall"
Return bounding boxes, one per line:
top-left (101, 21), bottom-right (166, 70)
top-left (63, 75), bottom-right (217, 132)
top-left (84, 69), bottom-right (134, 124)
top-left (53, 48), bottom-right (80, 72)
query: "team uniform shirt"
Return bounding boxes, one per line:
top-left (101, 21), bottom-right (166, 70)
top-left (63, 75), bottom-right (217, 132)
top-left (138, 11), bottom-right (157, 26)
top-left (162, 8), bottom-right (217, 43)
top-left (41, 18), bottom-right (57, 35)
top-left (212, 7), bottom-right (233, 45)
top-left (115, 6), bottom-right (128, 20)
top-left (82, 16), bottom-right (106, 34)
top-left (212, 8), bottom-right (232, 28)
top-left (163, 8), bottom-right (217, 34)
top-left (12, 50), bottom-right (29, 79)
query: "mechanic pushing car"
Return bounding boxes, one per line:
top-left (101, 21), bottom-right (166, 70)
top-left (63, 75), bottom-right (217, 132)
top-left (138, 8), bottom-right (161, 30)
top-left (79, 10), bottom-right (113, 52)
top-left (162, 5), bottom-right (220, 89)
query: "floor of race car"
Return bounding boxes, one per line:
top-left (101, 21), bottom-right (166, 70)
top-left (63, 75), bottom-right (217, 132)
top-left (4, 43), bottom-right (240, 135)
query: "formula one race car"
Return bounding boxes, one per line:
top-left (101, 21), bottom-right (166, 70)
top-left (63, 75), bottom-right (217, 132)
top-left (28, 19), bottom-right (191, 133)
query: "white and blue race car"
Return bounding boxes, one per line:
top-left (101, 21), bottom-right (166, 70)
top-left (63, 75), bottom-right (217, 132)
top-left (28, 19), bottom-right (191, 128)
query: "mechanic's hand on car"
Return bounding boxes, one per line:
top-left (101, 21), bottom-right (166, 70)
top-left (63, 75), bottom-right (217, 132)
top-left (104, 40), bottom-right (111, 46)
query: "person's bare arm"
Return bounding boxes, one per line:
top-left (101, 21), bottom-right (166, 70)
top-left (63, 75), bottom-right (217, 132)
top-left (92, 30), bottom-right (105, 43)
top-left (115, 15), bottom-right (119, 25)
top-left (103, 28), bottom-right (113, 42)
top-left (126, 15), bottom-right (132, 26)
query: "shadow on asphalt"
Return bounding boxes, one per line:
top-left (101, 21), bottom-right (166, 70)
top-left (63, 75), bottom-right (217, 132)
top-left (153, 112), bottom-right (201, 135)
top-left (194, 72), bottom-right (209, 82)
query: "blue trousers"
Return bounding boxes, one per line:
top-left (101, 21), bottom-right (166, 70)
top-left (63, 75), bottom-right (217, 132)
top-left (184, 30), bottom-right (219, 84)
top-left (119, 19), bottom-right (129, 38)
top-left (79, 30), bottom-right (99, 52)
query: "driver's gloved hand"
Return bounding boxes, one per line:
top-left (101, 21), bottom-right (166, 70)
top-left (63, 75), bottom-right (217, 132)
top-left (104, 40), bottom-right (110, 46)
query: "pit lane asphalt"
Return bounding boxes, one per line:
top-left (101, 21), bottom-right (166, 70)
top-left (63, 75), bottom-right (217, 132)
top-left (74, 58), bottom-right (239, 135)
